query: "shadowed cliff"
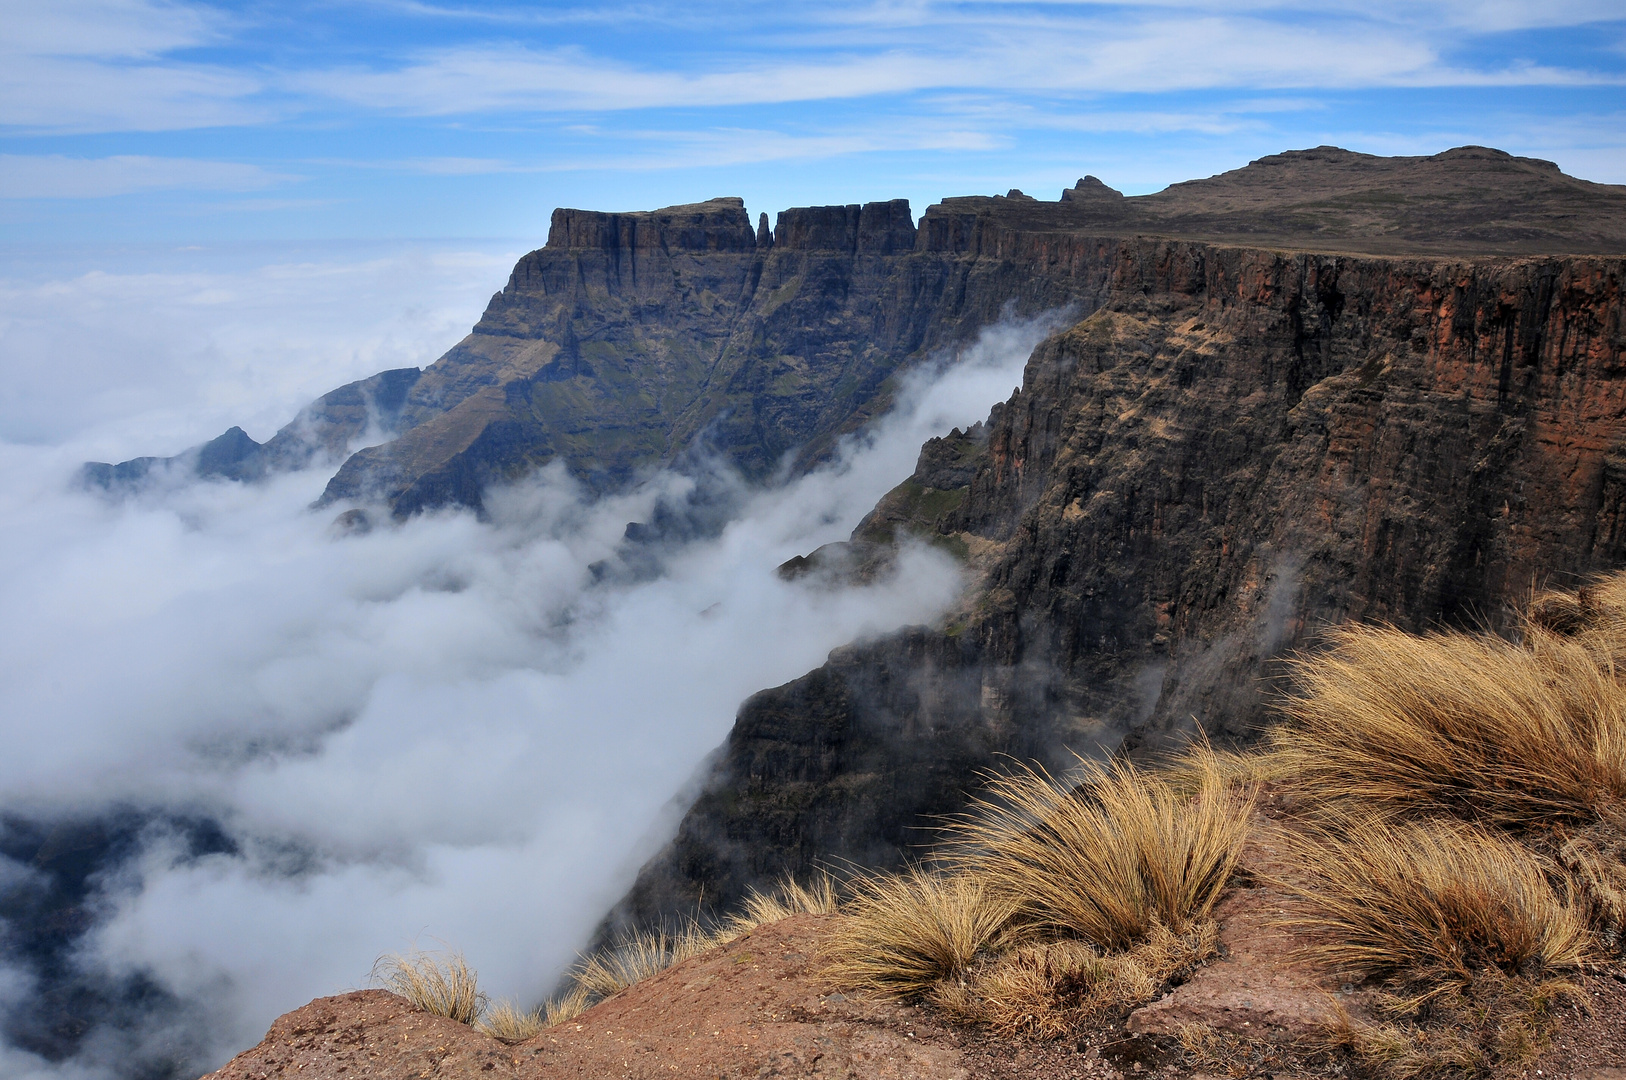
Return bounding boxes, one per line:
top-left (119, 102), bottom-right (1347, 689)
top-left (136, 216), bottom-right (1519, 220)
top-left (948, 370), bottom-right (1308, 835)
top-left (88, 146), bottom-right (1626, 522)
top-left (613, 238), bottom-right (1626, 927)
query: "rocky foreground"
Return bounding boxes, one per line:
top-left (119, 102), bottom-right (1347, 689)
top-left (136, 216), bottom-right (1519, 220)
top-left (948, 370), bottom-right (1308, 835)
top-left (207, 813), bottom-right (1626, 1079)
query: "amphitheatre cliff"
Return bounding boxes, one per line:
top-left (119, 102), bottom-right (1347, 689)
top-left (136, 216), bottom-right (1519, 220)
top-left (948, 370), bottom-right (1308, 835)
top-left (612, 150), bottom-right (1626, 927)
top-left (80, 142), bottom-right (1626, 953)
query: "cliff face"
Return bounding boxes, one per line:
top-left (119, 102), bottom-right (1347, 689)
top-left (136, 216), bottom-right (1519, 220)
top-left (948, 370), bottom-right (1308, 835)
top-left (315, 196), bottom-right (1110, 515)
top-left (91, 146), bottom-right (1626, 520)
top-left (316, 146), bottom-right (1626, 518)
top-left (616, 240), bottom-right (1626, 923)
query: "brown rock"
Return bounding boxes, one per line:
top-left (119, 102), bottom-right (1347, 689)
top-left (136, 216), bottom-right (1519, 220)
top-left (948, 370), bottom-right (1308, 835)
top-left (206, 917), bottom-right (965, 1080)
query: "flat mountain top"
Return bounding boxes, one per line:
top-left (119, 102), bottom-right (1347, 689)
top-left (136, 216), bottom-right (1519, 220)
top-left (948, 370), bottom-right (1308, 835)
top-left (943, 145), bottom-right (1626, 255)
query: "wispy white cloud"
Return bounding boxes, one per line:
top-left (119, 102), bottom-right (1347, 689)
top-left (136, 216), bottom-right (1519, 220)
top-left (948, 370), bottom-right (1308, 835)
top-left (310, 122), bottom-right (1001, 176)
top-left (291, 13), bottom-right (1616, 122)
top-left (293, 46), bottom-right (944, 113)
top-left (0, 0), bottom-right (265, 132)
top-left (0, 0), bottom-right (223, 57)
top-left (0, 156), bottom-right (292, 199)
top-left (2, 1), bottom-right (1620, 134)
top-left (0, 54), bottom-right (268, 132)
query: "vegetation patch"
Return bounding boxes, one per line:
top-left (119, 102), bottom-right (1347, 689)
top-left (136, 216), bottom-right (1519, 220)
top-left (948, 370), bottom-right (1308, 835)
top-left (370, 573), bottom-right (1626, 1077)
top-left (371, 948), bottom-right (487, 1025)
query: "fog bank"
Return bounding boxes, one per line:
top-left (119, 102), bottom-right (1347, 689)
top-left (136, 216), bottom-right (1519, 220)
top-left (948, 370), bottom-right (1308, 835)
top-left (0, 244), bottom-right (1060, 1078)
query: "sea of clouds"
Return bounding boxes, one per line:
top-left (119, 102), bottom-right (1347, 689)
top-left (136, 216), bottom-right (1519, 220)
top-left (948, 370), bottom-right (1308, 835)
top-left (0, 242), bottom-right (1058, 1078)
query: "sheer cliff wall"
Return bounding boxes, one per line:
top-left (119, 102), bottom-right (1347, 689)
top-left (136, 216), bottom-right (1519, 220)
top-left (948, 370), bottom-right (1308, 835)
top-left (317, 197), bottom-right (1137, 515)
top-left (615, 239), bottom-right (1626, 925)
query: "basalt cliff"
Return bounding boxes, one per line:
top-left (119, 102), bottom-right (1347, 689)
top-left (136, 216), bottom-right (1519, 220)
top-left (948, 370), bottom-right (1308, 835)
top-left (613, 149), bottom-right (1626, 927)
top-left (78, 143), bottom-right (1626, 955)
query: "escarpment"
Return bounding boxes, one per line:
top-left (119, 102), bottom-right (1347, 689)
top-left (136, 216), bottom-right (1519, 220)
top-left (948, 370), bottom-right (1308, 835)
top-left (92, 146), bottom-right (1626, 521)
top-left (308, 196), bottom-right (1112, 514)
top-left (615, 240), bottom-right (1626, 925)
top-left (77, 144), bottom-right (1626, 947)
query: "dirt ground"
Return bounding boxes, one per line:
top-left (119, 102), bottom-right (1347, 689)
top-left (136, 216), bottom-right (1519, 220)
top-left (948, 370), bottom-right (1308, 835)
top-left (204, 816), bottom-right (1626, 1080)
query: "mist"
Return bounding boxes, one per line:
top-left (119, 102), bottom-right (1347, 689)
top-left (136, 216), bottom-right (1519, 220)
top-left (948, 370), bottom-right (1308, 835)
top-left (0, 244), bottom-right (1060, 1079)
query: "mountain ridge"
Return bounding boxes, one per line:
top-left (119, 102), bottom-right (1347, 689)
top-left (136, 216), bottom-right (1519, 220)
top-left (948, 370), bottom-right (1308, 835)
top-left (83, 145), bottom-right (1626, 522)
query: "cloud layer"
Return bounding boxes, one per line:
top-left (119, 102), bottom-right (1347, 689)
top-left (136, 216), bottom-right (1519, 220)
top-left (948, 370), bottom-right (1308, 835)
top-left (0, 240), bottom-right (1062, 1076)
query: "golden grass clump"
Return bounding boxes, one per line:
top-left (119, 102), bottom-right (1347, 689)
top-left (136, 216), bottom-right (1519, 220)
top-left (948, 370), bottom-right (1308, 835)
top-left (951, 752), bottom-right (1254, 950)
top-left (1324, 973), bottom-right (1588, 1080)
top-left (720, 873), bottom-right (840, 940)
top-left (1270, 622), bottom-right (1626, 830)
top-left (475, 1000), bottom-right (547, 1042)
top-left (572, 923), bottom-right (719, 1000)
top-left (371, 949), bottom-right (488, 1025)
top-left (932, 921), bottom-right (1217, 1038)
top-left (1526, 575), bottom-right (1626, 671)
top-left (1281, 816), bottom-right (1594, 994)
top-left (823, 869), bottom-right (1016, 996)
top-left (542, 986), bottom-right (592, 1026)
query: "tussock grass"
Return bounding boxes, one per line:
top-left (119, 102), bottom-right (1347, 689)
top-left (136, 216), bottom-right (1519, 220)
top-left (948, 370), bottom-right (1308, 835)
top-left (376, 574), bottom-right (1626, 1061)
top-left (721, 873), bottom-right (840, 940)
top-left (1324, 973), bottom-right (1588, 1079)
top-left (950, 752), bottom-right (1254, 950)
top-left (371, 949), bottom-right (488, 1024)
top-left (823, 869), bottom-right (1017, 996)
top-left (1270, 622), bottom-right (1626, 830)
top-left (1526, 574), bottom-right (1626, 671)
top-left (932, 921), bottom-right (1218, 1037)
top-left (1559, 810), bottom-right (1626, 948)
top-left (542, 986), bottom-right (592, 1026)
top-left (1281, 816), bottom-right (1595, 996)
top-left (475, 1000), bottom-right (546, 1043)
top-left (572, 923), bottom-right (719, 1000)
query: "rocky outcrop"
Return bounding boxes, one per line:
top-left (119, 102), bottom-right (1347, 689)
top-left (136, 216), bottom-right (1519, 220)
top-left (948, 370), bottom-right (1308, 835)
top-left (616, 239), bottom-right (1626, 925)
top-left (74, 144), bottom-right (1626, 935)
top-left (205, 919), bottom-right (970, 1080)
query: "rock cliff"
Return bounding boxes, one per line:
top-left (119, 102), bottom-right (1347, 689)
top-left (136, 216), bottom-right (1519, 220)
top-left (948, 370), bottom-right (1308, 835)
top-left (74, 143), bottom-right (1626, 951)
top-left (90, 146), bottom-right (1626, 522)
top-left (616, 237), bottom-right (1626, 925)
top-left (54, 143), bottom-right (1626, 1079)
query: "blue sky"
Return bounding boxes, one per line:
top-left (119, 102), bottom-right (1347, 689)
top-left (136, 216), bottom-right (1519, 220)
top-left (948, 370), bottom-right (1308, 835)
top-left (2, 0), bottom-right (1625, 243)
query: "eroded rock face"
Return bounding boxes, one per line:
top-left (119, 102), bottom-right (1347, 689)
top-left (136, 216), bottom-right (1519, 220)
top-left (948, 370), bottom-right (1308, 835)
top-left (314, 196), bottom-right (1102, 516)
top-left (80, 367), bottom-right (422, 491)
top-left (616, 240), bottom-right (1626, 925)
top-left (89, 146), bottom-right (1626, 520)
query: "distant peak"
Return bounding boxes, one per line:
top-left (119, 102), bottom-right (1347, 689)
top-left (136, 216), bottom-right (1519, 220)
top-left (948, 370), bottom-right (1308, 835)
top-left (1061, 175), bottom-right (1124, 202)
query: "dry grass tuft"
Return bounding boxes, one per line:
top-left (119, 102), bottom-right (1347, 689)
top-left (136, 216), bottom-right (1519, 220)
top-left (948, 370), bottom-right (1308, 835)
top-left (1526, 574), bottom-right (1626, 672)
top-left (950, 753), bottom-right (1254, 950)
top-left (721, 873), bottom-right (840, 940)
top-left (1175, 1023), bottom-right (1305, 1078)
top-left (1281, 816), bottom-right (1594, 995)
top-left (823, 869), bottom-right (1016, 997)
top-left (1558, 808), bottom-right (1626, 949)
top-left (542, 986), bottom-right (592, 1026)
top-left (1270, 622), bottom-right (1626, 831)
top-left (572, 923), bottom-right (719, 1000)
top-left (1324, 1014), bottom-right (1482, 1080)
top-left (372, 949), bottom-right (488, 1025)
top-left (475, 1000), bottom-right (546, 1043)
top-left (1323, 972), bottom-right (1588, 1079)
top-left (933, 921), bottom-right (1218, 1037)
